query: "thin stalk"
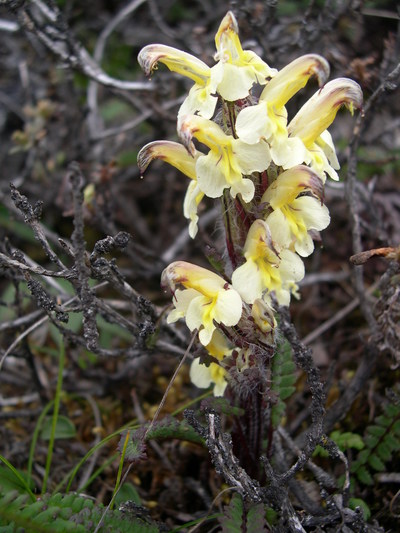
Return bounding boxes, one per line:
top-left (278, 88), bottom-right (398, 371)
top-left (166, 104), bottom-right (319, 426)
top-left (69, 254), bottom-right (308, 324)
top-left (0, 454), bottom-right (36, 502)
top-left (221, 192), bottom-right (238, 269)
top-left (27, 400), bottom-right (54, 485)
top-left (76, 453), bottom-right (119, 493)
top-left (64, 419), bottom-right (139, 492)
top-left (109, 430), bottom-right (130, 511)
top-left (41, 340), bottom-right (65, 495)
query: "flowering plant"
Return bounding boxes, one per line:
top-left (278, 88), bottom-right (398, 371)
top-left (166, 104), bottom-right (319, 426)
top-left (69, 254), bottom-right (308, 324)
top-left (138, 12), bottom-right (362, 401)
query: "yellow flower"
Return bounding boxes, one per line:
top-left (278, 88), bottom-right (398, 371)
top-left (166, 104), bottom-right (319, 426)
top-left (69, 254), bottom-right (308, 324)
top-left (137, 140), bottom-right (204, 238)
top-left (162, 261), bottom-right (243, 346)
top-left (179, 114), bottom-right (271, 202)
top-left (262, 165), bottom-right (330, 256)
top-left (235, 54), bottom-right (330, 167)
top-left (137, 12), bottom-right (275, 120)
top-left (212, 11), bottom-right (276, 102)
top-left (288, 78), bottom-right (363, 181)
top-left (231, 220), bottom-right (304, 305)
top-left (138, 44), bottom-right (217, 120)
top-left (190, 330), bottom-right (233, 396)
top-left (251, 298), bottom-right (277, 336)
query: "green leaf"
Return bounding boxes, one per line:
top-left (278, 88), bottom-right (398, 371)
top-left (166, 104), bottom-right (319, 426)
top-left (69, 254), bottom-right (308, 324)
top-left (100, 99), bottom-right (133, 123)
top-left (349, 498), bottom-right (371, 520)
top-left (279, 386), bottom-right (296, 400)
top-left (356, 449), bottom-right (370, 465)
top-left (0, 466), bottom-right (33, 495)
top-left (355, 465), bottom-right (373, 485)
top-left (114, 482), bottom-right (142, 506)
top-left (377, 442), bottom-right (392, 462)
top-left (119, 430), bottom-right (147, 463)
top-left (367, 425), bottom-right (386, 438)
top-left (329, 430), bottom-right (364, 452)
top-left (201, 396), bottom-right (245, 417)
top-left (384, 432), bottom-right (400, 451)
top-left (219, 493), bottom-right (243, 533)
top-left (384, 403), bottom-right (400, 418)
top-left (364, 434), bottom-right (379, 449)
top-left (313, 444), bottom-right (329, 458)
top-left (145, 417), bottom-right (204, 445)
top-left (246, 502), bottom-right (269, 532)
top-left (392, 419), bottom-right (400, 436)
top-left (279, 375), bottom-right (297, 388)
top-left (270, 340), bottom-right (297, 428)
top-left (0, 205), bottom-right (37, 242)
top-left (367, 453), bottom-right (385, 472)
top-left (265, 507), bottom-right (278, 526)
top-left (375, 414), bottom-right (392, 427)
top-left (40, 416), bottom-right (76, 440)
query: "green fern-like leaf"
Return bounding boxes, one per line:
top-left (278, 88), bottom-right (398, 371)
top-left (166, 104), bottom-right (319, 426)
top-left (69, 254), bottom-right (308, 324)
top-left (351, 392), bottom-right (400, 485)
top-left (219, 493), bottom-right (244, 533)
top-left (314, 430), bottom-right (364, 458)
top-left (0, 490), bottom-right (160, 532)
top-left (270, 341), bottom-right (297, 428)
top-left (145, 416), bottom-right (204, 445)
top-left (246, 502), bottom-right (269, 532)
top-left (219, 494), bottom-right (270, 533)
top-left (119, 416), bottom-right (205, 463)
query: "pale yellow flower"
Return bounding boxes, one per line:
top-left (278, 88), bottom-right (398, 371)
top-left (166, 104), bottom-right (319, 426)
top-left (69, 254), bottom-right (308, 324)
top-left (212, 11), bottom-right (276, 102)
top-left (138, 44), bottom-right (217, 120)
top-left (288, 78), bottom-right (363, 181)
top-left (137, 140), bottom-right (204, 238)
top-left (137, 12), bottom-right (275, 121)
top-left (251, 298), bottom-right (277, 336)
top-left (262, 165), bottom-right (330, 256)
top-left (162, 261), bottom-right (243, 346)
top-left (235, 54), bottom-right (330, 167)
top-left (179, 114), bottom-right (271, 202)
top-left (231, 220), bottom-right (304, 305)
top-left (190, 329), bottom-right (233, 396)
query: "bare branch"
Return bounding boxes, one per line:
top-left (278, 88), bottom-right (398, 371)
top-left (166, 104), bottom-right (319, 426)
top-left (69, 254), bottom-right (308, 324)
top-left (2, 0), bottom-right (154, 92)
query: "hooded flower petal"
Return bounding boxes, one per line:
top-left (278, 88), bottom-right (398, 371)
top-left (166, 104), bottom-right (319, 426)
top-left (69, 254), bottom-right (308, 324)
top-left (231, 220), bottom-right (305, 305)
top-left (289, 78), bottom-right (363, 146)
top-left (137, 140), bottom-right (205, 237)
top-left (236, 54), bottom-right (329, 165)
top-left (179, 114), bottom-right (270, 201)
top-left (138, 140), bottom-right (198, 179)
top-left (213, 11), bottom-right (276, 101)
top-left (138, 44), bottom-right (211, 84)
top-left (138, 44), bottom-right (217, 119)
top-left (162, 261), bottom-right (243, 345)
top-left (287, 78), bottom-right (363, 180)
top-left (259, 54), bottom-right (330, 108)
